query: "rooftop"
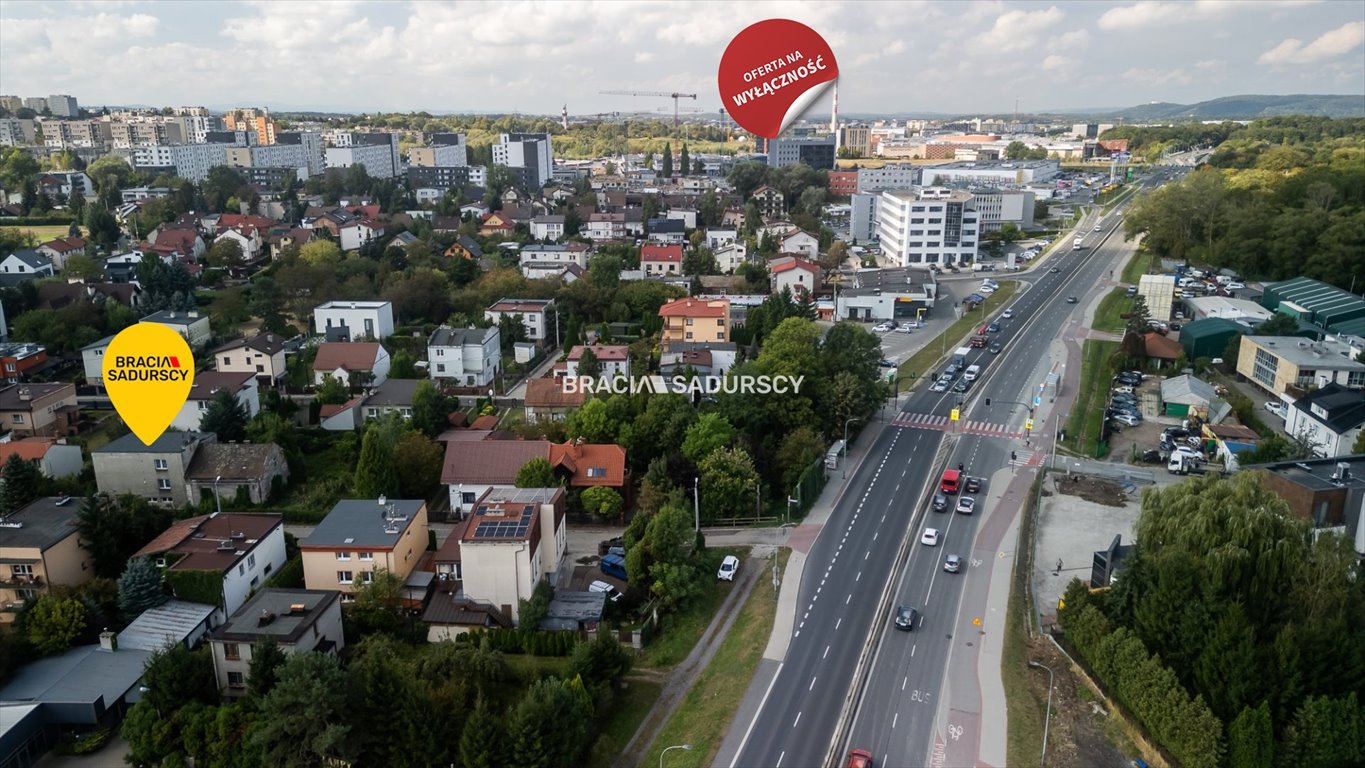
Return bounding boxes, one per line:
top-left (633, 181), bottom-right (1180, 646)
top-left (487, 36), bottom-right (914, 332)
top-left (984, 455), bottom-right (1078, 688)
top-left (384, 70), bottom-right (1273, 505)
top-left (421, 594), bottom-right (512, 629)
top-left (364, 378), bottom-right (421, 407)
top-left (184, 443), bottom-right (284, 482)
top-left (312, 342), bottom-right (383, 372)
top-left (118, 600), bottom-right (219, 651)
top-left (1245, 336), bottom-right (1365, 370)
top-left (1290, 382), bottom-right (1365, 433)
top-left (1247, 453), bottom-right (1365, 493)
top-left (0, 383), bottom-right (74, 410)
top-left (429, 326), bottom-right (497, 348)
top-left (187, 371), bottom-right (255, 401)
top-left (94, 430), bottom-right (207, 455)
top-left (567, 344), bottom-right (629, 362)
top-left (210, 588), bottom-right (341, 644)
top-left (315, 300), bottom-right (392, 311)
top-left (540, 591), bottom-right (606, 631)
top-left (212, 332), bottom-right (288, 356)
top-left (140, 309), bottom-right (205, 326)
top-left (134, 512), bottom-right (282, 573)
top-left (0, 496), bottom-right (84, 552)
top-left (441, 440), bottom-right (548, 484)
top-left (300, 498), bottom-right (426, 549)
top-left (524, 377), bottom-right (587, 408)
top-left (659, 298), bottom-right (729, 319)
top-left (487, 298), bottom-right (553, 313)
top-left (0, 643), bottom-right (151, 718)
top-left (462, 487), bottom-right (562, 543)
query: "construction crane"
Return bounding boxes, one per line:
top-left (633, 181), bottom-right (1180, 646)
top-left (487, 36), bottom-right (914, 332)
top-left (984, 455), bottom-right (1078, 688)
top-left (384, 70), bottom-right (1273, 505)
top-left (600, 90), bottom-right (698, 127)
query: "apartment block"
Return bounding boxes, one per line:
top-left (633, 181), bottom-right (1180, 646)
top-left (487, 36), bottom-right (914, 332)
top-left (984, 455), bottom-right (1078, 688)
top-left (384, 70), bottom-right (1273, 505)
top-left (325, 132), bottom-right (401, 178)
top-left (877, 187), bottom-right (981, 267)
top-left (492, 132), bottom-right (553, 188)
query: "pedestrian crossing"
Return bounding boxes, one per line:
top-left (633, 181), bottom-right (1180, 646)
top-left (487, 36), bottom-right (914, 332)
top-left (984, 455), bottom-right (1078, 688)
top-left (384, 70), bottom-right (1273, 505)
top-left (892, 411), bottom-right (1025, 439)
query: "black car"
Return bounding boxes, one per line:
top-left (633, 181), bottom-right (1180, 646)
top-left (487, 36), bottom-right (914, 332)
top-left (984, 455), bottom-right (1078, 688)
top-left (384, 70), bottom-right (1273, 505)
top-left (879, 359), bottom-right (897, 368)
top-left (597, 537), bottom-right (625, 556)
top-left (931, 493), bottom-right (949, 512)
top-left (953, 379), bottom-right (970, 393)
top-left (1066, 296), bottom-right (1079, 304)
top-left (894, 606), bottom-right (919, 631)
top-left (1140, 449), bottom-right (1163, 463)
top-left (965, 476), bottom-right (983, 493)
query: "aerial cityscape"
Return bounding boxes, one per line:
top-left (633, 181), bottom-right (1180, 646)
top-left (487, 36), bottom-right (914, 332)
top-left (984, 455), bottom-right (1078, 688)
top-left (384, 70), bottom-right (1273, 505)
top-left (0, 1), bottom-right (1363, 768)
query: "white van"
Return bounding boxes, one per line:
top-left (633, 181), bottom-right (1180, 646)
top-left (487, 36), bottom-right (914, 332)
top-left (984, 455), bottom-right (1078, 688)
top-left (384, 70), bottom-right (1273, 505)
top-left (963, 364), bottom-right (981, 382)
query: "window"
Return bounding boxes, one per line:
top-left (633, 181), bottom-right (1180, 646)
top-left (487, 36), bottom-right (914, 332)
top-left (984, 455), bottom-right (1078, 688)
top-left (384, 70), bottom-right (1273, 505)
top-left (227, 671), bottom-right (245, 688)
top-left (587, 467), bottom-right (607, 478)
top-left (336, 552), bottom-right (351, 561)
top-left (238, 563), bottom-right (245, 576)
top-left (223, 643), bottom-right (241, 660)
top-left (358, 552), bottom-right (374, 561)
top-left (366, 408), bottom-right (378, 418)
top-left (11, 414), bottom-right (22, 424)
top-left (263, 562), bottom-right (273, 576)
top-left (361, 571), bottom-right (375, 584)
top-left (436, 363), bottom-right (445, 373)
top-left (157, 478), bottom-right (171, 491)
top-left (222, 356), bottom-right (231, 367)
top-left (685, 318), bottom-right (694, 326)
top-left (11, 565), bottom-right (32, 576)
top-left (255, 364), bottom-right (264, 373)
top-left (154, 459), bottom-right (168, 471)
top-left (337, 571), bottom-right (353, 584)
top-left (247, 553), bottom-right (256, 568)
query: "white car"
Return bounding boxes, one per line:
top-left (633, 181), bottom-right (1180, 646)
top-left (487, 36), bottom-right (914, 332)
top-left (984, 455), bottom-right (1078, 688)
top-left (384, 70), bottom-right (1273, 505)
top-left (1112, 386), bottom-right (1135, 395)
top-left (894, 325), bottom-right (914, 334)
top-left (1225, 282), bottom-right (1245, 290)
top-left (588, 580), bottom-right (622, 602)
top-left (1265, 401), bottom-right (1287, 418)
top-left (873, 323), bottom-right (892, 333)
top-left (718, 555), bottom-right (740, 581)
top-left (920, 528), bottom-right (940, 546)
top-left (979, 286), bottom-right (996, 295)
top-left (931, 380), bottom-right (950, 392)
top-left (1172, 445), bottom-right (1206, 462)
top-left (1113, 413), bottom-right (1141, 427)
top-left (1002, 309), bottom-right (1015, 319)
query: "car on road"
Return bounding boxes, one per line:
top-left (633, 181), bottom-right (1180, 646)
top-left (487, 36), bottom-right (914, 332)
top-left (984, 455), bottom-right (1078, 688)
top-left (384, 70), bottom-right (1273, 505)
top-left (989, 343), bottom-right (1002, 354)
top-left (956, 496), bottom-right (976, 515)
top-left (1265, 401), bottom-right (1287, 418)
top-left (1002, 308), bottom-right (1015, 319)
top-left (846, 749), bottom-right (874, 768)
top-left (1112, 413), bottom-right (1142, 427)
top-left (931, 380), bottom-right (950, 392)
top-left (944, 364), bottom-right (960, 377)
top-left (717, 555), bottom-right (740, 581)
top-left (873, 323), bottom-right (892, 332)
top-left (1066, 295), bottom-right (1079, 304)
top-left (1049, 266), bottom-right (1060, 273)
top-left (879, 358), bottom-right (896, 368)
top-left (921, 528), bottom-right (940, 546)
top-left (588, 580), bottom-right (622, 602)
top-left (894, 606), bottom-right (919, 632)
top-left (987, 321), bottom-right (1001, 332)
top-left (944, 554), bottom-right (962, 573)
top-left (965, 476), bottom-right (982, 493)
top-left (1093, 224), bottom-right (1103, 231)
top-left (931, 493), bottom-right (949, 512)
top-left (953, 379), bottom-right (971, 393)
top-left (894, 325), bottom-right (913, 334)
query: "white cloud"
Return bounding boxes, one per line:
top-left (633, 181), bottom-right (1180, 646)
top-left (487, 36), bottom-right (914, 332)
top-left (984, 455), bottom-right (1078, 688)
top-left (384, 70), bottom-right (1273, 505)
top-left (971, 6), bottom-right (1064, 53)
top-left (1099, 0), bottom-right (1319, 31)
top-left (1259, 20), bottom-right (1365, 64)
top-left (1052, 28), bottom-right (1091, 49)
top-left (1122, 66), bottom-right (1192, 86)
top-left (1042, 54), bottom-right (1075, 71)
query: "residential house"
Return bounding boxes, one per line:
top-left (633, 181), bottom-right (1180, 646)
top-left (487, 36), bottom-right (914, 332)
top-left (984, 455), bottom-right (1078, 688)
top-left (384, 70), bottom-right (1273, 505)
top-left (750, 185), bottom-right (784, 219)
top-left (778, 230), bottom-right (820, 260)
top-left (548, 440), bottom-right (628, 494)
top-left (209, 589), bottom-right (344, 696)
top-left (212, 332), bottom-right (289, 386)
top-left (0, 496), bottom-right (93, 626)
top-left (770, 256), bottom-right (821, 297)
top-left (586, 212), bottom-right (625, 241)
top-left (149, 225), bottom-right (207, 261)
top-left (641, 243), bottom-right (684, 277)
top-left (0, 342), bottom-right (56, 384)
top-left (134, 512), bottom-right (286, 615)
top-left (715, 242), bottom-right (750, 274)
top-left (358, 378), bottom-right (421, 421)
top-left (444, 235), bottom-right (484, 261)
top-left (37, 281), bottom-right (141, 312)
top-left (312, 342), bottom-right (391, 388)
top-left (666, 209), bottom-right (698, 229)
top-left (1143, 332), bottom-right (1185, 369)
top-left (478, 212), bottom-right (515, 237)
top-left (0, 383), bottom-right (79, 437)
top-left (173, 371), bottom-right (261, 432)
top-left (721, 207), bottom-right (746, 228)
top-left (1236, 336), bottom-right (1365, 395)
top-left (0, 437), bottom-right (83, 480)
top-left (459, 487), bottom-right (567, 624)
top-left (530, 215), bottom-right (566, 241)
top-left (660, 342), bottom-right (739, 377)
top-left (519, 242), bottom-right (590, 280)
top-left (440, 441), bottom-right (550, 514)
top-left (562, 344), bottom-right (630, 379)
top-left (1250, 454), bottom-right (1365, 527)
top-left (427, 326), bottom-right (501, 388)
top-left (646, 218), bottom-right (687, 245)
top-left (386, 231), bottom-right (418, 252)
top-left (0, 250), bottom-right (54, 286)
top-left (140, 309), bottom-right (212, 349)
top-left (659, 298), bottom-right (730, 350)
top-left (706, 228), bottom-right (738, 250)
top-left (92, 431), bottom-right (212, 507)
top-left (1284, 382), bottom-right (1365, 458)
top-left (523, 378), bottom-right (586, 424)
top-left (80, 334), bottom-right (114, 388)
top-left (266, 226), bottom-right (312, 259)
top-left (35, 237), bottom-right (87, 270)
top-left (422, 592), bottom-right (513, 641)
top-left (485, 298), bottom-right (555, 344)
top-left (213, 227), bottom-right (262, 264)
top-left (313, 300), bottom-right (395, 341)
top-left (184, 442), bottom-right (289, 506)
top-left (299, 498), bottom-right (430, 600)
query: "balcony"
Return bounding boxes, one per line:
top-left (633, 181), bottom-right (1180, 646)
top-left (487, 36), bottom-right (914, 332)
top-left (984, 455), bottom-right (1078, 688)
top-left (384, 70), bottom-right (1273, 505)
top-left (0, 574), bottom-right (42, 587)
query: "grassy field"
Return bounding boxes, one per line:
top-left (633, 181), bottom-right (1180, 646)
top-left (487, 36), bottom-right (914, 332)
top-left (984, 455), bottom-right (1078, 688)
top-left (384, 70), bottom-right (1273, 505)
top-left (1064, 339), bottom-right (1120, 457)
top-left (1120, 248), bottom-right (1158, 285)
top-left (639, 548), bottom-right (740, 668)
top-left (586, 676), bottom-right (666, 768)
top-left (1092, 288), bottom-right (1131, 335)
top-left (898, 281), bottom-right (1020, 387)
top-left (6, 224), bottom-right (81, 243)
top-left (641, 548), bottom-right (790, 768)
top-left (1003, 508), bottom-right (1046, 768)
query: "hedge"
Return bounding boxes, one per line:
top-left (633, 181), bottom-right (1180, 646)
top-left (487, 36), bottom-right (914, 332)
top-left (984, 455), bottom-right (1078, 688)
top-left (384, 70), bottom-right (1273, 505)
top-left (457, 627), bottom-right (580, 656)
top-left (263, 555), bottom-right (305, 590)
top-left (164, 569), bottom-right (224, 608)
top-left (0, 215), bottom-right (76, 226)
top-left (1059, 597), bottom-right (1225, 768)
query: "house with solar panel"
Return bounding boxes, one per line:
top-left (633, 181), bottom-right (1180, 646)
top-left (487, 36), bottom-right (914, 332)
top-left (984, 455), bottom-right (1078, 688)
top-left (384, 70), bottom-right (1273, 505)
top-left (457, 487), bottom-right (567, 625)
top-left (298, 498), bottom-right (431, 604)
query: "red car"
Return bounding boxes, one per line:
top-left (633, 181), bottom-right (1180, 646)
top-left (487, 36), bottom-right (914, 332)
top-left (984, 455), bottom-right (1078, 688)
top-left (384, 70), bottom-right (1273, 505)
top-left (846, 749), bottom-right (874, 768)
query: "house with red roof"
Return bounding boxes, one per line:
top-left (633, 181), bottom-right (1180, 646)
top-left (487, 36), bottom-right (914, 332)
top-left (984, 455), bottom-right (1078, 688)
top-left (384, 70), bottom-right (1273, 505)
top-left (659, 297), bottom-right (730, 350)
top-left (35, 237), bottom-right (88, 270)
top-left (0, 437), bottom-right (82, 479)
top-left (642, 243), bottom-right (684, 276)
top-left (478, 212), bottom-right (516, 237)
top-left (134, 511), bottom-right (286, 615)
top-left (770, 255), bottom-right (821, 297)
top-left (148, 226), bottom-right (205, 260)
top-left (311, 342), bottom-right (391, 388)
top-left (440, 438), bottom-right (628, 517)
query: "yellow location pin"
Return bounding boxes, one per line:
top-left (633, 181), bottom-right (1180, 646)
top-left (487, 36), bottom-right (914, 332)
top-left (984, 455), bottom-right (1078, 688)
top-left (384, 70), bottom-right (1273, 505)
top-left (102, 323), bottom-right (195, 446)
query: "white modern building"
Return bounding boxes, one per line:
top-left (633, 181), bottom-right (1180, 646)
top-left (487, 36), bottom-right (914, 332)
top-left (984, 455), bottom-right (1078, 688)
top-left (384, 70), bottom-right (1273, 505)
top-left (140, 309), bottom-right (212, 349)
top-left (850, 192), bottom-right (880, 243)
top-left (856, 165), bottom-right (919, 193)
top-left (877, 188), bottom-right (981, 267)
top-left (485, 299), bottom-right (556, 343)
top-left (313, 300), bottom-right (395, 341)
top-left (458, 487), bottom-right (568, 625)
top-left (325, 133), bottom-right (401, 179)
top-left (964, 188), bottom-right (1035, 232)
top-left (920, 159), bottom-right (1060, 187)
top-left (492, 132), bottom-right (553, 187)
top-left (427, 326), bottom-right (501, 388)
top-left (131, 143), bottom-right (229, 183)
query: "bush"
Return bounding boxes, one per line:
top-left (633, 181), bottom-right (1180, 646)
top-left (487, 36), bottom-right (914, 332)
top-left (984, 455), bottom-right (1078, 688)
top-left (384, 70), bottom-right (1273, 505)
top-left (459, 628), bottom-right (580, 656)
top-left (71, 726), bottom-right (113, 755)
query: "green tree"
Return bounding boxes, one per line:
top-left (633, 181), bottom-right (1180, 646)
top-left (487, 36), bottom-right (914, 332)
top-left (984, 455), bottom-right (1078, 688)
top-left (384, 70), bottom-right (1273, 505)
top-left (315, 374), bottom-right (349, 405)
top-left (1004, 140), bottom-right (1029, 160)
top-left (201, 165), bottom-right (245, 213)
top-left (1280, 693), bottom-right (1364, 768)
top-left (299, 239), bottom-right (344, 268)
top-left (1252, 312), bottom-right (1300, 336)
top-left (1227, 701), bottom-right (1274, 768)
top-left (247, 638), bottom-right (288, 702)
top-left (564, 397), bottom-right (623, 443)
top-left (580, 486), bottom-right (624, 523)
top-left (682, 246), bottom-right (718, 276)
top-left (0, 453), bottom-right (44, 517)
top-left (83, 206), bottom-right (120, 248)
top-left (515, 457), bottom-right (559, 488)
top-left (200, 387), bottom-right (250, 442)
top-left (698, 446), bottom-right (761, 523)
top-left (250, 651), bottom-right (353, 766)
top-left (117, 557), bottom-right (167, 618)
top-left (576, 347), bottom-right (602, 379)
top-left (681, 413), bottom-right (735, 464)
top-left (353, 418), bottom-right (403, 499)
top-left (517, 579), bottom-right (555, 630)
top-left (507, 677), bottom-right (593, 768)
top-left (77, 493), bottom-right (173, 579)
top-left (26, 596), bottom-right (86, 655)
top-left (411, 380), bottom-right (452, 437)
top-left (393, 430), bottom-right (443, 500)
top-left (776, 425), bottom-right (826, 491)
top-left (206, 237), bottom-right (244, 268)
top-left (1352, 429), bottom-right (1365, 454)
top-left (142, 645), bottom-right (219, 712)
top-left (679, 143), bottom-right (690, 177)
top-left (460, 696), bottom-right (508, 768)
top-left (0, 146), bottom-right (40, 190)
top-left (660, 143), bottom-right (673, 179)
top-left (569, 633), bottom-right (633, 703)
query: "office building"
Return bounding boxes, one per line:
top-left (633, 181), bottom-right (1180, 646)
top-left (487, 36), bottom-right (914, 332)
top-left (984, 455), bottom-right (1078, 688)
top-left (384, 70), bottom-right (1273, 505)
top-left (838, 124), bottom-right (871, 157)
top-left (768, 135), bottom-right (836, 169)
top-left (920, 159), bottom-right (1059, 187)
top-left (492, 132), bottom-right (553, 188)
top-left (850, 192), bottom-right (880, 243)
top-left (857, 164), bottom-right (920, 193)
top-left (877, 187), bottom-right (980, 267)
top-left (964, 188), bottom-right (1034, 232)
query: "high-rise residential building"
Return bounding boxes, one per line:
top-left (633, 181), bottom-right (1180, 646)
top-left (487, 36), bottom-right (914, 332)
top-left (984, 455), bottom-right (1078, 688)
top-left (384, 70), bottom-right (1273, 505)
top-left (325, 132), bottom-right (401, 179)
top-left (0, 119), bottom-right (36, 146)
top-left (132, 143), bottom-right (229, 182)
top-left (225, 108), bottom-right (277, 145)
top-left (272, 132), bottom-right (325, 176)
top-left (0, 96), bottom-right (23, 113)
top-left (46, 95), bottom-right (78, 118)
top-left (877, 187), bottom-right (981, 267)
top-left (767, 135), bottom-right (836, 169)
top-left (172, 114), bottom-right (222, 144)
top-left (856, 164), bottom-right (920, 194)
top-left (23, 97), bottom-right (47, 113)
top-left (838, 124), bottom-right (871, 157)
top-left (225, 132), bottom-right (323, 179)
top-left (409, 133), bottom-right (467, 167)
top-left (109, 121), bottom-right (184, 148)
top-left (42, 120), bottom-right (112, 149)
top-left (492, 132), bottom-right (552, 188)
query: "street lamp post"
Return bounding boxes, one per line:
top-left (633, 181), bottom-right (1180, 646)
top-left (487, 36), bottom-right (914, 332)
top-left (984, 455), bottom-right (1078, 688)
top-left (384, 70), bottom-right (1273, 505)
top-left (660, 744), bottom-right (692, 768)
top-left (1028, 661), bottom-right (1056, 767)
top-left (212, 475), bottom-right (222, 516)
top-left (842, 417), bottom-right (863, 480)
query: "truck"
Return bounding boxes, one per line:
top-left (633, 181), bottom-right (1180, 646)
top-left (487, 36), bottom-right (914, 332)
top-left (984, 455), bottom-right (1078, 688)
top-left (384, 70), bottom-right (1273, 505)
top-left (1073, 236), bottom-right (1084, 250)
top-left (963, 364), bottom-right (982, 382)
top-left (969, 335), bottom-right (988, 348)
top-left (1167, 453), bottom-right (1207, 476)
top-left (952, 346), bottom-right (971, 366)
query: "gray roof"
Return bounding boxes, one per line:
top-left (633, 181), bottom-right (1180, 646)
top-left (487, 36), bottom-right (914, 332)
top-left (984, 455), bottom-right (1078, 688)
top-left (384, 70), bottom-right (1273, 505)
top-left (5, 249), bottom-right (52, 270)
top-left (140, 309), bottom-right (206, 326)
top-left (118, 600), bottom-right (219, 652)
top-left (0, 496), bottom-right (85, 552)
top-left (539, 591), bottom-right (605, 630)
top-left (1244, 454), bottom-right (1365, 493)
top-left (301, 498), bottom-right (426, 549)
top-left (1289, 382), bottom-right (1365, 433)
top-left (1160, 375), bottom-right (1217, 406)
top-left (429, 326), bottom-right (496, 348)
top-left (81, 334), bottom-right (117, 352)
top-left (364, 378), bottom-right (421, 407)
top-left (211, 589), bottom-right (340, 644)
top-left (94, 430), bottom-right (208, 455)
top-left (0, 644), bottom-right (152, 718)
top-left (1245, 336), bottom-right (1365, 371)
top-left (212, 332), bottom-right (288, 356)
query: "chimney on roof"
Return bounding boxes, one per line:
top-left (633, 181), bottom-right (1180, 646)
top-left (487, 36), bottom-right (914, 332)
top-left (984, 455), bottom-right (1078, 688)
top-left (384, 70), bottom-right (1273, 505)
top-left (99, 631), bottom-right (118, 652)
top-left (258, 609), bottom-right (276, 626)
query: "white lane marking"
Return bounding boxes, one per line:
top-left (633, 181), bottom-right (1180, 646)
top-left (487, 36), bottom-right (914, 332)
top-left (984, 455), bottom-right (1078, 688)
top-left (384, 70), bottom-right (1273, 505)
top-left (835, 618), bottom-right (842, 630)
top-left (893, 712), bottom-right (899, 729)
top-left (777, 753), bottom-right (785, 768)
top-left (865, 550), bottom-right (870, 560)
top-left (809, 677), bottom-right (817, 691)
top-left (911, 645), bottom-right (916, 657)
top-left (728, 660), bottom-right (784, 768)
top-left (793, 712), bottom-right (801, 728)
top-left (846, 594), bottom-right (852, 605)
top-left (823, 645), bottom-right (830, 659)
top-left (856, 571), bottom-right (862, 582)
top-left (903, 676), bottom-right (908, 691)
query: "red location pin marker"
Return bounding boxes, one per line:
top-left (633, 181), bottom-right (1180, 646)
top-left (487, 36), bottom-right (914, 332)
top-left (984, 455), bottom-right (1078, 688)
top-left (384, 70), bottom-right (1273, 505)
top-left (718, 19), bottom-right (839, 140)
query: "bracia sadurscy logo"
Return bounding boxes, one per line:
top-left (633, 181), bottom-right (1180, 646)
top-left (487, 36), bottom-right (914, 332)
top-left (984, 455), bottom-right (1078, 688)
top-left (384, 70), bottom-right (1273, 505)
top-left (104, 353), bottom-right (191, 382)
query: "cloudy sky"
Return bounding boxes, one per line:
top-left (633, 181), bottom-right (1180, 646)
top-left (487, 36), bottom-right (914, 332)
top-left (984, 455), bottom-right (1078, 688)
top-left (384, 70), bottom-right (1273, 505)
top-left (1, 0), bottom-right (1361, 116)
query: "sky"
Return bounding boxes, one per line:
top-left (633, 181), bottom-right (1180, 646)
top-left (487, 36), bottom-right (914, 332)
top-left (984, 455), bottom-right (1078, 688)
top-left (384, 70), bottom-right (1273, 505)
top-left (1, 0), bottom-right (1362, 117)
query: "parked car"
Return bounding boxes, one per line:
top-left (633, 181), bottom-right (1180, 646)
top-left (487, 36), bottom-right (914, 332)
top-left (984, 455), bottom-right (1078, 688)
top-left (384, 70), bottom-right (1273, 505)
top-left (879, 359), bottom-right (897, 368)
top-left (944, 554), bottom-right (962, 573)
top-left (1113, 413), bottom-right (1141, 426)
top-left (873, 323), bottom-right (892, 332)
top-left (1265, 401), bottom-right (1287, 418)
top-left (921, 528), bottom-right (940, 546)
top-left (894, 325), bottom-right (913, 334)
top-left (1112, 386), bottom-right (1135, 395)
top-left (589, 580), bottom-right (622, 602)
top-left (894, 606), bottom-right (919, 632)
top-left (1173, 445), bottom-right (1206, 462)
top-left (597, 537), bottom-right (625, 556)
top-left (717, 555), bottom-right (740, 581)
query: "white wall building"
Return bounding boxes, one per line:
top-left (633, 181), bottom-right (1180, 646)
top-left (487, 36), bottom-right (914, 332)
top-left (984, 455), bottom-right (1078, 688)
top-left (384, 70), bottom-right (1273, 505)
top-left (427, 326), bottom-right (501, 388)
top-left (313, 300), bottom-right (395, 341)
top-left (856, 165), bottom-right (919, 193)
top-left (485, 299), bottom-right (555, 343)
top-left (172, 372), bottom-right (261, 432)
top-left (325, 133), bottom-right (401, 179)
top-left (492, 133), bottom-right (553, 188)
top-left (458, 488), bottom-right (567, 625)
top-left (920, 159), bottom-right (1060, 187)
top-left (850, 192), bottom-right (880, 243)
top-left (132, 143), bottom-right (229, 183)
top-left (877, 188), bottom-right (981, 267)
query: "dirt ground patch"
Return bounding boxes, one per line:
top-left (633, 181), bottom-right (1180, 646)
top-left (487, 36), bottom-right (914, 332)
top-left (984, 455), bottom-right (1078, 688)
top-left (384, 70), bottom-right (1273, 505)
top-left (1050, 474), bottom-right (1129, 507)
top-left (1024, 637), bottom-right (1133, 768)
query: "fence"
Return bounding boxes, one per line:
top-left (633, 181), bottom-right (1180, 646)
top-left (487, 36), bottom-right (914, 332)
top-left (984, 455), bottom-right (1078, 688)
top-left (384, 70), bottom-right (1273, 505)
top-left (791, 455), bottom-right (829, 521)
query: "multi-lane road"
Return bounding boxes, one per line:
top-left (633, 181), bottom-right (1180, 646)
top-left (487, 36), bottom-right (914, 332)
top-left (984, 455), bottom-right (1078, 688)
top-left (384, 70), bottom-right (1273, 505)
top-left (728, 181), bottom-right (1155, 768)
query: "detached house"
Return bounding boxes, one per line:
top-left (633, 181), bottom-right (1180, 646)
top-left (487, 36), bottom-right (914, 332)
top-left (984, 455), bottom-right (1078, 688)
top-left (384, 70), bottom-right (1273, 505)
top-left (641, 244), bottom-right (684, 276)
top-left (1284, 382), bottom-right (1365, 458)
top-left (0, 250), bottom-right (54, 286)
top-left (183, 442), bottom-right (290, 506)
top-left (0, 437), bottom-right (83, 480)
top-left (778, 230), bottom-right (820, 259)
top-left (529, 215), bottom-right (566, 241)
top-left (485, 298), bottom-right (555, 344)
top-left (313, 300), bottom-right (394, 341)
top-left (312, 342), bottom-right (391, 388)
top-left (0, 383), bottom-right (79, 438)
top-left (562, 344), bottom-right (630, 379)
top-left (35, 237), bottom-right (87, 270)
top-left (444, 235), bottom-right (484, 261)
top-left (520, 243), bottom-right (590, 281)
top-left (478, 212), bottom-right (515, 237)
top-left (770, 255), bottom-right (821, 297)
top-left (440, 439), bottom-right (628, 516)
top-left (751, 185), bottom-right (784, 219)
top-left (0, 496), bottom-right (94, 626)
top-left (659, 297), bottom-right (730, 351)
top-left (140, 309), bottom-right (212, 350)
top-left (427, 326), bottom-right (501, 387)
top-left (459, 487), bottom-right (567, 624)
top-left (212, 332), bottom-right (289, 386)
top-left (134, 511), bottom-right (287, 615)
top-left (586, 212), bottom-right (625, 241)
top-left (92, 431), bottom-right (212, 507)
top-left (209, 589), bottom-right (344, 696)
top-left (173, 371), bottom-right (260, 432)
top-left (299, 498), bottom-right (431, 601)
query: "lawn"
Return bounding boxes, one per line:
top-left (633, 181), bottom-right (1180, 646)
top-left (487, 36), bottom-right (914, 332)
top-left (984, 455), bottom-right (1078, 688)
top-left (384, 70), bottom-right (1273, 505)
top-left (586, 676), bottom-right (666, 768)
top-left (9, 224), bottom-right (81, 243)
top-left (1120, 248), bottom-right (1158, 285)
top-left (504, 653), bottom-right (573, 681)
top-left (641, 548), bottom-right (790, 768)
top-left (1091, 288), bottom-right (1131, 335)
top-left (1003, 505), bottom-right (1046, 768)
top-left (639, 547), bottom-right (740, 668)
top-left (1064, 339), bottom-right (1120, 457)
top-left (898, 281), bottom-right (1019, 387)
